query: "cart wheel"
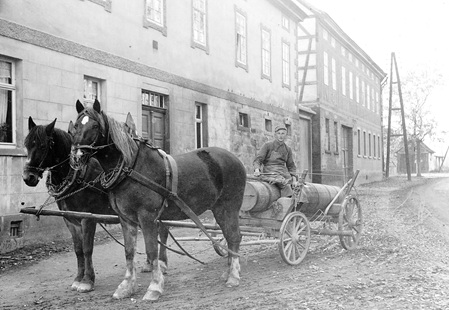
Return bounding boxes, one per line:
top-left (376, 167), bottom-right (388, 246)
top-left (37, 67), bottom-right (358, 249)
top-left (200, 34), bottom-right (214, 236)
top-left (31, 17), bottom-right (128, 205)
top-left (213, 238), bottom-right (228, 257)
top-left (278, 211), bottom-right (311, 265)
top-left (338, 195), bottom-right (363, 250)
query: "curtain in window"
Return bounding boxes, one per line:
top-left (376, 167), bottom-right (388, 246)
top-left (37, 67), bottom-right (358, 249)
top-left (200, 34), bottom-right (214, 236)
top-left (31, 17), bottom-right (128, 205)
top-left (0, 61), bottom-right (11, 126)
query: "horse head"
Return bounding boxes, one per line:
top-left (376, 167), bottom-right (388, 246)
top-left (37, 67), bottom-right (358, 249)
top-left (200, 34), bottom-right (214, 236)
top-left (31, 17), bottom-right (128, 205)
top-left (23, 117), bottom-right (57, 186)
top-left (70, 99), bottom-right (109, 170)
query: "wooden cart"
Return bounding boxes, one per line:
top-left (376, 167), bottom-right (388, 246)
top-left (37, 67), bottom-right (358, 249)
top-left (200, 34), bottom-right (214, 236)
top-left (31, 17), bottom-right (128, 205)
top-left (21, 170), bottom-right (362, 266)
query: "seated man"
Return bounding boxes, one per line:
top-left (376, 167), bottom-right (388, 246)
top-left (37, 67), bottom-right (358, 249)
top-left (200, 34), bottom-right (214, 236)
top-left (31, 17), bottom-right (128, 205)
top-left (253, 125), bottom-right (298, 197)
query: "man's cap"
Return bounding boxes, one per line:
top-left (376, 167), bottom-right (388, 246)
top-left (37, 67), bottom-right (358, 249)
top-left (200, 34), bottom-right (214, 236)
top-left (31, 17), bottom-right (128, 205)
top-left (275, 125), bottom-right (287, 132)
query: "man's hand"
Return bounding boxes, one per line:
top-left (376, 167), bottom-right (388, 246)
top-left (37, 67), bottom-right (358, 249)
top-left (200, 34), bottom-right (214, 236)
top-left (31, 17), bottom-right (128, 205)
top-left (254, 169), bottom-right (261, 177)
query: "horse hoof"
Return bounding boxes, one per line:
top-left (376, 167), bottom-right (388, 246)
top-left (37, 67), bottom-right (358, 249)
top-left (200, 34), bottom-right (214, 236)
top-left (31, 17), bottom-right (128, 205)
top-left (113, 283), bottom-right (136, 299)
top-left (225, 277), bottom-right (240, 288)
top-left (77, 282), bottom-right (94, 293)
top-left (143, 290), bottom-right (161, 301)
top-left (71, 281), bottom-right (81, 291)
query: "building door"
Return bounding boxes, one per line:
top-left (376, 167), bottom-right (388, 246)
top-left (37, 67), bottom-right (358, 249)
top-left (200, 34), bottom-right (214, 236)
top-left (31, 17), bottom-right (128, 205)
top-left (142, 107), bottom-right (166, 150)
top-left (298, 118), bottom-right (312, 182)
top-left (341, 125), bottom-right (354, 181)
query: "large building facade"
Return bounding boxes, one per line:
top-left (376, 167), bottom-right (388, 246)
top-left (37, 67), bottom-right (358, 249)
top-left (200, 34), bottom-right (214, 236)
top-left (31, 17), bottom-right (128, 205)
top-left (0, 0), bottom-right (385, 252)
top-left (296, 5), bottom-right (386, 185)
top-left (0, 0), bottom-right (315, 252)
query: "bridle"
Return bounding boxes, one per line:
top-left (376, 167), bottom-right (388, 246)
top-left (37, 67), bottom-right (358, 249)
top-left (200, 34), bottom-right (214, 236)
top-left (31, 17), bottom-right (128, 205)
top-left (70, 109), bottom-right (114, 170)
top-left (24, 135), bottom-right (55, 177)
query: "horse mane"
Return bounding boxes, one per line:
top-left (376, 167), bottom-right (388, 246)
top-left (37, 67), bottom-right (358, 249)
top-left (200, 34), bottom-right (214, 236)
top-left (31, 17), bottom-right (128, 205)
top-left (104, 113), bottom-right (138, 166)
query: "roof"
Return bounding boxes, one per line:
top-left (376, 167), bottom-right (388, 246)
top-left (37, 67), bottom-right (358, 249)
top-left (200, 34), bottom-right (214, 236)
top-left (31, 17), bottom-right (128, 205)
top-left (396, 140), bottom-right (435, 155)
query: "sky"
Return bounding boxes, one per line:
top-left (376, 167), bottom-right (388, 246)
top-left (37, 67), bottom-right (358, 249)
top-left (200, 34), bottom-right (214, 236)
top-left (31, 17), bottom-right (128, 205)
top-left (309, 0), bottom-right (449, 152)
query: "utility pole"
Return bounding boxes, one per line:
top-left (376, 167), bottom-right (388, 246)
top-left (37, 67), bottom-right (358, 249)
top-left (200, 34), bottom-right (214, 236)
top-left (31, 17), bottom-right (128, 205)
top-left (385, 52), bottom-right (411, 180)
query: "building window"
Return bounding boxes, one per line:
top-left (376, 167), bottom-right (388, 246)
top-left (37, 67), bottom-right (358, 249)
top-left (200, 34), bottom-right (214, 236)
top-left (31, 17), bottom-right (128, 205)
top-left (325, 118), bottom-right (330, 151)
top-left (286, 124), bottom-right (291, 136)
top-left (355, 76), bottom-right (360, 103)
top-left (375, 91), bottom-right (379, 114)
top-left (282, 15), bottom-right (290, 31)
top-left (9, 221), bottom-right (23, 238)
top-left (84, 76), bottom-right (101, 106)
top-left (141, 90), bottom-right (166, 108)
top-left (361, 80), bottom-right (365, 107)
top-left (363, 131), bottom-right (367, 156)
top-left (370, 86), bottom-right (374, 111)
top-left (144, 0), bottom-right (167, 35)
top-left (261, 27), bottom-right (271, 80)
top-left (323, 51), bottom-right (329, 86)
top-left (195, 103), bottom-right (206, 148)
top-left (0, 57), bottom-right (15, 144)
top-left (282, 41), bottom-right (290, 87)
top-left (238, 112), bottom-right (249, 128)
top-left (330, 36), bottom-right (336, 48)
top-left (265, 119), bottom-right (272, 132)
top-left (322, 28), bottom-right (328, 41)
top-left (331, 58), bottom-right (336, 90)
top-left (341, 46), bottom-right (346, 57)
top-left (341, 66), bottom-right (346, 96)
top-left (378, 135), bottom-right (381, 158)
top-left (349, 71), bottom-right (354, 100)
top-left (192, 0), bottom-right (208, 51)
top-left (357, 129), bottom-right (361, 156)
top-left (368, 133), bottom-right (372, 157)
top-left (373, 133), bottom-right (376, 158)
top-left (334, 121), bottom-right (339, 153)
top-left (235, 9), bottom-right (247, 70)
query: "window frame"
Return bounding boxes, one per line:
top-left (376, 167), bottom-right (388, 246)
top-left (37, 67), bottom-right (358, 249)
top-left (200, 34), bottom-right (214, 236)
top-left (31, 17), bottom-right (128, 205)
top-left (191, 0), bottom-right (209, 53)
top-left (282, 15), bottom-right (290, 31)
top-left (323, 51), bottom-right (329, 86)
top-left (260, 25), bottom-right (271, 81)
top-left (195, 102), bottom-right (207, 148)
top-left (83, 76), bottom-right (102, 107)
top-left (281, 40), bottom-right (291, 89)
top-left (144, 0), bottom-right (167, 36)
top-left (331, 57), bottom-right (336, 91)
top-left (0, 56), bottom-right (16, 147)
top-left (235, 7), bottom-right (248, 71)
top-left (341, 66), bottom-right (346, 96)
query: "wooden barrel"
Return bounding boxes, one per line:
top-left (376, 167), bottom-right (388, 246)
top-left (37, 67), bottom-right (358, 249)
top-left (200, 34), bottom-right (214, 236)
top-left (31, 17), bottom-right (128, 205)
top-left (300, 183), bottom-right (344, 214)
top-left (241, 181), bottom-right (281, 212)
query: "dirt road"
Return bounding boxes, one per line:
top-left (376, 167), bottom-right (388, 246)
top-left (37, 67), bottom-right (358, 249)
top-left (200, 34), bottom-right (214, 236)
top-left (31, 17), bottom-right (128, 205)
top-left (1, 175), bottom-right (449, 310)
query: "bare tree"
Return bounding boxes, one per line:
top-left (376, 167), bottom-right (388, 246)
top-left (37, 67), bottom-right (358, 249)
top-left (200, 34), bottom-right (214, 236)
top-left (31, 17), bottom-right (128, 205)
top-left (397, 70), bottom-right (441, 176)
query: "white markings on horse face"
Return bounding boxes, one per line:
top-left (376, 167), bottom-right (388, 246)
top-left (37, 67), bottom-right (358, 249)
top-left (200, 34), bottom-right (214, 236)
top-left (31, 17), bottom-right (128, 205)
top-left (81, 115), bottom-right (89, 125)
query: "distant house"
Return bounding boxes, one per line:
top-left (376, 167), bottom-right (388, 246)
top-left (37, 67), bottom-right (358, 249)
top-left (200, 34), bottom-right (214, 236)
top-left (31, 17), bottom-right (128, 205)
top-left (396, 140), bottom-right (435, 174)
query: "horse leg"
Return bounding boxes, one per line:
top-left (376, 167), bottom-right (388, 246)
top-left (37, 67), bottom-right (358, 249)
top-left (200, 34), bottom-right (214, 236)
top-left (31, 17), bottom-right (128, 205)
top-left (138, 211), bottom-right (165, 301)
top-left (112, 219), bottom-right (138, 299)
top-left (212, 207), bottom-right (242, 287)
top-left (158, 223), bottom-right (169, 275)
top-left (141, 224), bottom-right (168, 275)
top-left (64, 219), bottom-right (85, 291)
top-left (76, 219), bottom-right (97, 293)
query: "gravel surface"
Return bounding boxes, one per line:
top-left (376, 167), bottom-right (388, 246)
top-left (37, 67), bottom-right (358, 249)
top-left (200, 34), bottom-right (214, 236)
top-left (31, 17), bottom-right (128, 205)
top-left (1, 175), bottom-right (449, 309)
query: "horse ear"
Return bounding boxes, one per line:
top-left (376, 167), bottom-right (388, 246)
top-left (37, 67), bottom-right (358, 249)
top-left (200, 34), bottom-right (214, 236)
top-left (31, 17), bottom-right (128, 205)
top-left (76, 100), bottom-right (85, 114)
top-left (125, 112), bottom-right (137, 132)
top-left (68, 121), bottom-right (76, 136)
top-left (93, 99), bottom-right (101, 113)
top-left (28, 116), bottom-right (36, 130)
top-left (46, 118), bottom-right (57, 136)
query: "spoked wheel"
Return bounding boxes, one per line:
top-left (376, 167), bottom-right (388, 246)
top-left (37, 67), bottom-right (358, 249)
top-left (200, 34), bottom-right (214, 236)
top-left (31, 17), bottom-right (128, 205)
top-left (278, 211), bottom-right (311, 265)
top-left (338, 195), bottom-right (363, 250)
top-left (213, 238), bottom-right (228, 257)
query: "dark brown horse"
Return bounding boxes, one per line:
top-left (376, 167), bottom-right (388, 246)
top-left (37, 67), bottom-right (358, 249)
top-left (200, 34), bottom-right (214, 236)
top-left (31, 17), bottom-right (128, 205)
top-left (69, 100), bottom-right (246, 301)
top-left (22, 117), bottom-right (116, 293)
